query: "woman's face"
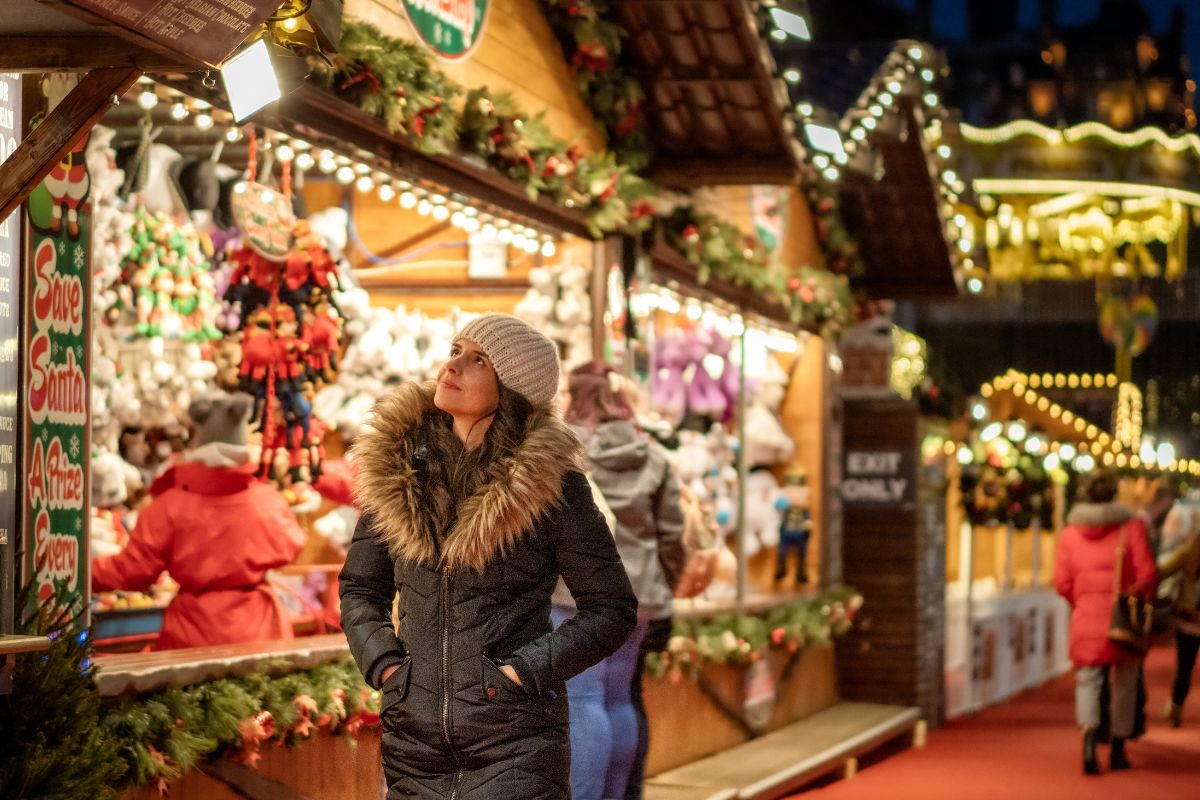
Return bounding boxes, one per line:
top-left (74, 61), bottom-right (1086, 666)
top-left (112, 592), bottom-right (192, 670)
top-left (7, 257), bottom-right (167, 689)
top-left (434, 339), bottom-right (500, 420)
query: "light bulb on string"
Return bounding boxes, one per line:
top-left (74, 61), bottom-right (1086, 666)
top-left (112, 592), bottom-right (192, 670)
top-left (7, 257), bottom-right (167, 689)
top-left (432, 204), bottom-right (450, 221)
top-left (225, 127), bottom-right (241, 143)
top-left (170, 101), bottom-right (188, 120)
top-left (400, 191), bottom-right (417, 208)
top-left (137, 89), bottom-right (159, 110)
top-left (276, 144), bottom-right (294, 162)
top-left (522, 238), bottom-right (539, 254)
top-left (195, 113), bottom-right (214, 130)
top-left (295, 151), bottom-right (315, 170)
top-left (336, 165), bottom-right (355, 185)
top-left (378, 183), bottom-right (395, 202)
top-left (498, 227), bottom-right (514, 244)
top-left (540, 240), bottom-right (556, 257)
top-left (451, 211), bottom-right (467, 228)
top-left (417, 198), bottom-right (433, 216)
top-left (512, 233), bottom-right (528, 249)
top-left (355, 174), bottom-right (374, 192)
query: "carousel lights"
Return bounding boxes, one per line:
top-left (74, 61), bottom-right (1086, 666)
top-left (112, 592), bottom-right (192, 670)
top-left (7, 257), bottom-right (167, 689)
top-left (783, 68), bottom-right (802, 84)
top-left (923, 92), bottom-right (939, 107)
top-left (797, 102), bottom-right (814, 117)
top-left (1158, 441), bottom-right (1176, 466)
top-left (970, 400), bottom-right (988, 421)
top-left (1075, 454), bottom-right (1096, 472)
top-left (981, 422), bottom-right (1004, 442)
top-left (1006, 420), bottom-right (1027, 441)
top-left (966, 277), bottom-right (984, 294)
top-left (956, 446), bottom-right (973, 465)
top-left (937, 144), bottom-right (952, 159)
top-left (907, 46), bottom-right (923, 60)
top-left (1060, 443), bottom-right (1077, 461)
top-left (1044, 453), bottom-right (1060, 470)
top-left (862, 117), bottom-right (877, 130)
top-left (823, 167), bottom-right (840, 181)
top-left (960, 119), bottom-right (1200, 158)
top-left (850, 127), bottom-right (867, 141)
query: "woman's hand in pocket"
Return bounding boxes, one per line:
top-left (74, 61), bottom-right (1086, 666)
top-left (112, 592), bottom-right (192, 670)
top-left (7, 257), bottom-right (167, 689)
top-left (499, 664), bottom-right (523, 687)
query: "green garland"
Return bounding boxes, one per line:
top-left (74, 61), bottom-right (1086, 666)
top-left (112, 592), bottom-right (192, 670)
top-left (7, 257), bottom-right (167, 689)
top-left (100, 658), bottom-right (381, 791)
top-left (666, 209), bottom-right (852, 335)
top-left (537, 0), bottom-right (654, 171)
top-left (646, 588), bottom-right (863, 681)
top-left (312, 22), bottom-right (460, 154)
top-left (0, 582), bottom-right (125, 800)
top-left (312, 20), bottom-right (654, 238)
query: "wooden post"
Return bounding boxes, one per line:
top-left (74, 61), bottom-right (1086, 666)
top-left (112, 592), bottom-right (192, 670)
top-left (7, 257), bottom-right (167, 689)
top-left (913, 719), bottom-right (928, 748)
top-left (0, 67), bottom-right (139, 223)
top-left (843, 756), bottom-right (858, 780)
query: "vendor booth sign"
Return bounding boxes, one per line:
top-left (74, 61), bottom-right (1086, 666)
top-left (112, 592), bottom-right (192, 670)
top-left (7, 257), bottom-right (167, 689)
top-left (22, 121), bottom-right (92, 621)
top-left (400, 0), bottom-right (489, 60)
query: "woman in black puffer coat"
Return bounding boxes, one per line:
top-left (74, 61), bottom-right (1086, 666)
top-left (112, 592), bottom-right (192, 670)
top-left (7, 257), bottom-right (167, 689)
top-left (340, 314), bottom-right (637, 800)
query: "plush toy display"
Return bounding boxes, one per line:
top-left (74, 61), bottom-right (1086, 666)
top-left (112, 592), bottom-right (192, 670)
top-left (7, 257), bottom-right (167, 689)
top-left (514, 263), bottom-right (593, 369)
top-left (775, 470), bottom-right (813, 585)
top-left (650, 326), bottom-right (742, 426)
top-left (743, 469), bottom-right (787, 557)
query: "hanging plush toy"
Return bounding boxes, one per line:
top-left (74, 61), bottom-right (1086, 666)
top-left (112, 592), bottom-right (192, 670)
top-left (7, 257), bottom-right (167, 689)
top-left (222, 134), bottom-right (344, 490)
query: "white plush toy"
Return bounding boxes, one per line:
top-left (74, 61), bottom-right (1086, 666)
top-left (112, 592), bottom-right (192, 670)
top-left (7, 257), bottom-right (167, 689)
top-left (90, 451), bottom-right (144, 558)
top-left (742, 469), bottom-right (787, 556)
top-left (313, 506), bottom-right (361, 552)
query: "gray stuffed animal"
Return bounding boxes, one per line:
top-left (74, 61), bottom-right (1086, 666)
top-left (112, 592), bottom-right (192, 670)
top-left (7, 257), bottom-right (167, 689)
top-left (187, 392), bottom-right (254, 448)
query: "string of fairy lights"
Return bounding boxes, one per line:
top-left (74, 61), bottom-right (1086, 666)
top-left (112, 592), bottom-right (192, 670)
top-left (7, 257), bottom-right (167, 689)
top-left (131, 78), bottom-right (562, 257)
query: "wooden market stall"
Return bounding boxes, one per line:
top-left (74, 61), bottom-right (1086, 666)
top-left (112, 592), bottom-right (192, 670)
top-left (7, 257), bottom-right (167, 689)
top-left (943, 369), bottom-right (1200, 717)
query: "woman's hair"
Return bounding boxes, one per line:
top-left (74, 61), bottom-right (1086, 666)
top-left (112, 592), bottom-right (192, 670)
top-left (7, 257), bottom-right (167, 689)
top-left (423, 383), bottom-right (535, 536)
top-left (566, 361), bottom-right (634, 427)
top-left (1076, 469), bottom-right (1119, 504)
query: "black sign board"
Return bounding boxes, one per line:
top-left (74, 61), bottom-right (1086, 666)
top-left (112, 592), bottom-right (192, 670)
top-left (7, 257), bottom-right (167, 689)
top-left (0, 73), bottom-right (22, 635)
top-left (841, 448), bottom-right (915, 506)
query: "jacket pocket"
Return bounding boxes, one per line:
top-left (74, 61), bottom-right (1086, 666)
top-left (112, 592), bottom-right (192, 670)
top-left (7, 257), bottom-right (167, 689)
top-left (480, 655), bottom-right (539, 702)
top-left (380, 656), bottom-right (412, 713)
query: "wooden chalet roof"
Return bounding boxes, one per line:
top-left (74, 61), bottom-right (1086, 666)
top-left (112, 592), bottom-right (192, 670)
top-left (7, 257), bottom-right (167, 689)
top-left (611, 0), bottom-right (804, 188)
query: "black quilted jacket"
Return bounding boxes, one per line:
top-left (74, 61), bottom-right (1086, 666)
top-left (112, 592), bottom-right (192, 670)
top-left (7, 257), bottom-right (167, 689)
top-left (340, 383), bottom-right (637, 799)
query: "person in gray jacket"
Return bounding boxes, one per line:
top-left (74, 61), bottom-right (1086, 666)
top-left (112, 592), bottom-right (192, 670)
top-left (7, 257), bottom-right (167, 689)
top-left (553, 361), bottom-right (686, 800)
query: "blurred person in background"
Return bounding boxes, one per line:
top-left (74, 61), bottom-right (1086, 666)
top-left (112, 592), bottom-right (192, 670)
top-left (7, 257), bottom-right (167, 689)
top-left (557, 361), bottom-right (686, 800)
top-left (1054, 469), bottom-right (1156, 775)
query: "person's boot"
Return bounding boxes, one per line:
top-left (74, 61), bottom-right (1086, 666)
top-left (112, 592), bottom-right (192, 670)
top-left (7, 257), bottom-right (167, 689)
top-left (1163, 701), bottom-right (1183, 728)
top-left (1083, 729), bottom-right (1100, 775)
top-left (1110, 737), bottom-right (1131, 771)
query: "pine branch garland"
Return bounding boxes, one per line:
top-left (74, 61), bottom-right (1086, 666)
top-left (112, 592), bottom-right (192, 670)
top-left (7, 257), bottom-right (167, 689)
top-left (645, 588), bottom-right (863, 682)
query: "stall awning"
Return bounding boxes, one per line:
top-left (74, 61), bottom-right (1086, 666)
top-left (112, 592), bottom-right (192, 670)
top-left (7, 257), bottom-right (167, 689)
top-left (611, 0), bottom-right (803, 188)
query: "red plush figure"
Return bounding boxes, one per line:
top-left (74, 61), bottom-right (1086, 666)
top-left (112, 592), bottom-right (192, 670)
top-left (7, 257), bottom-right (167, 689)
top-left (44, 134), bottom-right (90, 238)
top-left (273, 305), bottom-right (307, 384)
top-left (303, 302), bottom-right (341, 383)
top-left (92, 392), bottom-right (306, 650)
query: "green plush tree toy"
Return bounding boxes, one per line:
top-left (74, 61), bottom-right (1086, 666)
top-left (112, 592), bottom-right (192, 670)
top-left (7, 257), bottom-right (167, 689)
top-left (0, 580), bottom-right (125, 799)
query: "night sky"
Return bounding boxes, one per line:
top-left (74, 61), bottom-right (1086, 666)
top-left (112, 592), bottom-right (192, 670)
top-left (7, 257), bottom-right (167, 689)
top-left (887, 0), bottom-right (1200, 74)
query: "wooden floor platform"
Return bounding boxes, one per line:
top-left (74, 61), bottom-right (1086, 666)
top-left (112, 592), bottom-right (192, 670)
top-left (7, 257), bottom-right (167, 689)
top-left (645, 702), bottom-right (923, 800)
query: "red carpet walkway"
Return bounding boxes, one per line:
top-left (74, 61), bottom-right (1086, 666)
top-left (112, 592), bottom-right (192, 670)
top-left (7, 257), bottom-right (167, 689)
top-left (793, 646), bottom-right (1199, 799)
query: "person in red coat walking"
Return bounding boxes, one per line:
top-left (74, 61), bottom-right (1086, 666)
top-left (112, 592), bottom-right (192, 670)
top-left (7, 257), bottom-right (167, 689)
top-left (1054, 469), bottom-right (1156, 775)
top-left (93, 393), bottom-right (306, 650)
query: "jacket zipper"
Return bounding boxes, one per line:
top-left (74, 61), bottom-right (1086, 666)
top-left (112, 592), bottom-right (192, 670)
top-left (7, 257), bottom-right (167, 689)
top-left (441, 566), bottom-right (464, 798)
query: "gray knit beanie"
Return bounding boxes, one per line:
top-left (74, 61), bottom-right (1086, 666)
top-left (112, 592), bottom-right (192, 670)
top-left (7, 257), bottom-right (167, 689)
top-left (455, 314), bottom-right (561, 408)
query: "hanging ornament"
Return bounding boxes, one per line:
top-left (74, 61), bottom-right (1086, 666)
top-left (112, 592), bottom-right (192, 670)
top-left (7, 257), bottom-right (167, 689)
top-left (1099, 292), bottom-right (1158, 357)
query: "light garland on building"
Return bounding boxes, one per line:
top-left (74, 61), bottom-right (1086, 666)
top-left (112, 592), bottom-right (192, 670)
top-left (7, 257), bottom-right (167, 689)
top-left (961, 119), bottom-right (1200, 158)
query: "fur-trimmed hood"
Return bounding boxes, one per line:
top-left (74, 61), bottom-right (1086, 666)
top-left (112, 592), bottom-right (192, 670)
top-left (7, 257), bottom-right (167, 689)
top-left (351, 381), bottom-right (583, 572)
top-left (1067, 501), bottom-right (1134, 534)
